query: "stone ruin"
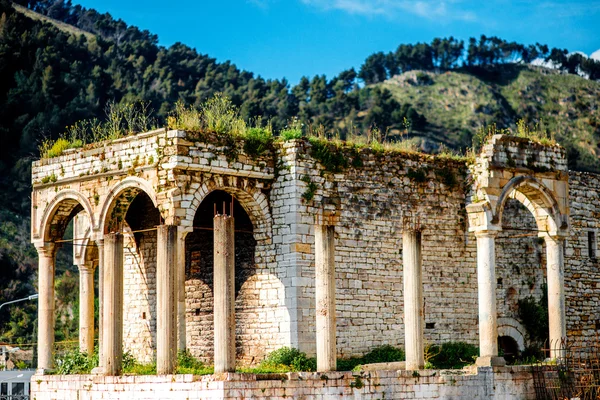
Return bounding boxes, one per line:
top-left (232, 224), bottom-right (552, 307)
top-left (29, 129), bottom-right (600, 390)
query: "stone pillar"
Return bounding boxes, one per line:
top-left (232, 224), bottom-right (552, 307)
top-left (315, 225), bottom-right (336, 372)
top-left (177, 227), bottom-right (189, 352)
top-left (36, 242), bottom-right (55, 370)
top-left (545, 235), bottom-right (566, 358)
top-left (214, 215), bottom-right (235, 373)
top-left (102, 233), bottom-right (123, 376)
top-left (157, 225), bottom-right (178, 374)
top-left (78, 262), bottom-right (96, 355)
top-left (475, 231), bottom-right (505, 366)
top-left (96, 239), bottom-right (104, 364)
top-left (403, 230), bottom-right (424, 370)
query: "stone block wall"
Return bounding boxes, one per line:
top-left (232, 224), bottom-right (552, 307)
top-left (30, 130), bottom-right (600, 369)
top-left (564, 172), bottom-right (600, 341)
top-left (31, 367), bottom-right (535, 400)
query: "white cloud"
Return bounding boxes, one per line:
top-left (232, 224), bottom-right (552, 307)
top-left (590, 49), bottom-right (600, 62)
top-left (299, 0), bottom-right (476, 21)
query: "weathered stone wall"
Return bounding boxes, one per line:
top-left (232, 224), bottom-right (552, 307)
top-left (30, 130), bottom-right (600, 368)
top-left (31, 366), bottom-right (535, 400)
top-left (275, 141), bottom-right (479, 355)
top-left (495, 199), bottom-right (545, 348)
top-left (564, 172), bottom-right (600, 341)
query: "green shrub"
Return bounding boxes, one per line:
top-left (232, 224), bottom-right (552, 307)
top-left (260, 347), bottom-right (316, 372)
top-left (308, 137), bottom-right (348, 172)
top-left (428, 342), bottom-right (478, 369)
top-left (517, 289), bottom-right (548, 345)
top-left (168, 100), bottom-right (202, 131)
top-left (201, 93), bottom-right (246, 135)
top-left (280, 128), bottom-right (303, 141)
top-left (46, 138), bottom-right (71, 158)
top-left (55, 348), bottom-right (98, 374)
top-left (243, 127), bottom-right (273, 158)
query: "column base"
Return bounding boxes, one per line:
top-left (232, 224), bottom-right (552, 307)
top-left (35, 368), bottom-right (54, 375)
top-left (476, 356), bottom-right (506, 367)
top-left (91, 366), bottom-right (105, 375)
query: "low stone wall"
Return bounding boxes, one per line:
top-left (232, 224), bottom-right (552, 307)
top-left (31, 367), bottom-right (534, 400)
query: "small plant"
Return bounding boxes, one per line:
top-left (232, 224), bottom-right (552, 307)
top-left (201, 93), bottom-right (246, 135)
top-left (300, 175), bottom-right (318, 201)
top-left (168, 100), bottom-right (202, 131)
top-left (259, 347), bottom-right (316, 372)
top-left (308, 137), bottom-right (348, 173)
top-left (39, 100), bottom-right (156, 159)
top-left (175, 350), bottom-right (213, 375)
top-left (54, 347), bottom-right (98, 374)
top-left (280, 117), bottom-right (303, 141)
top-left (243, 126), bottom-right (273, 158)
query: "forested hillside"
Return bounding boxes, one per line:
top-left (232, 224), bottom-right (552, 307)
top-left (0, 0), bottom-right (599, 353)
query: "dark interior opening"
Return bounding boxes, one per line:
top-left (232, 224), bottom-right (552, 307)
top-left (498, 335), bottom-right (520, 364)
top-left (185, 190), bottom-right (256, 297)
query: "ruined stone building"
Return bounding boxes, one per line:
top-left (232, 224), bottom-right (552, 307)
top-left (29, 129), bottom-right (600, 380)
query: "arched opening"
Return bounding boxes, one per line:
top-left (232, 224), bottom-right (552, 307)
top-left (185, 190), bottom-right (257, 364)
top-left (103, 188), bottom-right (161, 363)
top-left (494, 176), bottom-right (566, 359)
top-left (498, 336), bottom-right (520, 364)
top-left (37, 195), bottom-right (96, 368)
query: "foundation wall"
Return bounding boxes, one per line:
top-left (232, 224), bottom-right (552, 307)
top-left (31, 366), bottom-right (535, 400)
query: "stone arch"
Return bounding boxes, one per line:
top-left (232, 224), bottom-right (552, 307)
top-left (99, 177), bottom-right (159, 234)
top-left (495, 176), bottom-right (565, 235)
top-left (40, 190), bottom-right (95, 242)
top-left (183, 177), bottom-right (272, 243)
top-left (497, 317), bottom-right (526, 351)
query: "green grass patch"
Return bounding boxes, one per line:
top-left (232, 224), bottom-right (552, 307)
top-left (308, 137), bottom-right (348, 172)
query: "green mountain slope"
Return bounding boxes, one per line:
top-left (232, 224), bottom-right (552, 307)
top-left (379, 65), bottom-right (600, 171)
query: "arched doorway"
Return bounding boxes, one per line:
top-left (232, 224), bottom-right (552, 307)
top-left (36, 192), bottom-right (95, 369)
top-left (104, 189), bottom-right (162, 363)
top-left (184, 190), bottom-right (258, 364)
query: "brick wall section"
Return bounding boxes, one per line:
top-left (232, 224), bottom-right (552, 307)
top-left (31, 366), bottom-right (535, 400)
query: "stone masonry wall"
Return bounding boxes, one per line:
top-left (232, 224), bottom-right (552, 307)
top-left (564, 172), bottom-right (600, 341)
top-left (30, 130), bottom-right (600, 369)
top-left (276, 141), bottom-right (479, 356)
top-left (31, 366), bottom-right (535, 400)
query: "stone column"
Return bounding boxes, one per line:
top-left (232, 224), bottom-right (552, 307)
top-left (157, 225), bottom-right (178, 374)
top-left (214, 215), bottom-right (235, 373)
top-left (177, 227), bottom-right (189, 352)
top-left (315, 225), bottom-right (336, 372)
top-left (403, 230), bottom-right (424, 370)
top-left (475, 231), bottom-right (505, 366)
top-left (102, 233), bottom-right (123, 376)
top-left (96, 238), bottom-right (104, 364)
top-left (78, 262), bottom-right (96, 355)
top-left (545, 235), bottom-right (566, 358)
top-left (36, 242), bottom-right (55, 370)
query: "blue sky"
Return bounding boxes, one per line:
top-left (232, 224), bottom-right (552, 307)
top-left (75, 0), bottom-right (600, 84)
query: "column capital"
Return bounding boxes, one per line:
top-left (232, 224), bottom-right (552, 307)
top-left (474, 230), bottom-right (500, 239)
top-left (77, 263), bottom-right (96, 274)
top-left (539, 232), bottom-right (567, 242)
top-left (34, 241), bottom-right (56, 257)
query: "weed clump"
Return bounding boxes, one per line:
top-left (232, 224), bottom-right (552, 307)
top-left (258, 347), bottom-right (316, 372)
